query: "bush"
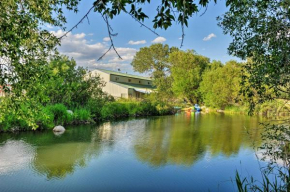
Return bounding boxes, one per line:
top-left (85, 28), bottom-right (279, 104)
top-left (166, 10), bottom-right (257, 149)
top-left (137, 101), bottom-right (159, 116)
top-left (101, 102), bottom-right (129, 120)
top-left (36, 106), bottom-right (55, 129)
top-left (73, 108), bottom-right (91, 121)
top-left (100, 99), bottom-right (174, 120)
top-left (0, 113), bottom-right (30, 131)
top-left (45, 104), bottom-right (73, 125)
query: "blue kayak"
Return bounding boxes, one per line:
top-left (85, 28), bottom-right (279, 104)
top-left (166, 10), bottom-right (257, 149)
top-left (194, 104), bottom-right (202, 112)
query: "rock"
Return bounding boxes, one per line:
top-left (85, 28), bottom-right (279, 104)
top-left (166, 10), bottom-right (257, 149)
top-left (53, 131), bottom-right (64, 136)
top-left (10, 126), bottom-right (20, 132)
top-left (67, 110), bottom-right (73, 115)
top-left (53, 125), bottom-right (65, 132)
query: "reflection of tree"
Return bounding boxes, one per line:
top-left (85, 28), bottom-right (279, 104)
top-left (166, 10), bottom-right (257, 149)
top-left (31, 125), bottom-right (104, 180)
top-left (33, 142), bottom-right (100, 179)
top-left (134, 113), bottom-right (263, 167)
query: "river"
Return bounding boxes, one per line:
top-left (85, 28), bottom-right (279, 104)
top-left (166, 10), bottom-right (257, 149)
top-left (0, 112), bottom-right (268, 191)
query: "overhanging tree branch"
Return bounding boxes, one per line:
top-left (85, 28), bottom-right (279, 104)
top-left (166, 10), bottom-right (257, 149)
top-left (58, 5), bottom-right (96, 39)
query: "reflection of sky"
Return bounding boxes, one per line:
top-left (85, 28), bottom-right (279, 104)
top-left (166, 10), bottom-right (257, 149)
top-left (0, 140), bottom-right (35, 175)
top-left (0, 114), bottom-right (273, 192)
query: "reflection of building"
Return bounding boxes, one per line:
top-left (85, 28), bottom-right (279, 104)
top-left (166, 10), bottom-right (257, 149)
top-left (98, 122), bottom-right (113, 141)
top-left (91, 69), bottom-right (154, 98)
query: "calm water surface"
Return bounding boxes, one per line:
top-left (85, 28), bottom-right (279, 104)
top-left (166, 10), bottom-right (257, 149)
top-left (0, 113), bottom-right (267, 192)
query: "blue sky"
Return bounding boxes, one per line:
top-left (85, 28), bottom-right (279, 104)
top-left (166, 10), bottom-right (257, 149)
top-left (48, 0), bottom-right (240, 74)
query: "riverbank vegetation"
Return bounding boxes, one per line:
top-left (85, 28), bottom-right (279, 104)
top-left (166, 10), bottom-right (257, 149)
top-left (1, 0), bottom-right (289, 190)
top-left (131, 44), bottom-right (290, 117)
top-left (0, 56), bottom-right (174, 132)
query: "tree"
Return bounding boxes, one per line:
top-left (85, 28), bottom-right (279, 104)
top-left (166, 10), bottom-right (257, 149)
top-left (0, 0), bottom-right (80, 95)
top-left (131, 43), bottom-right (178, 99)
top-left (169, 50), bottom-right (209, 104)
top-left (199, 60), bottom-right (242, 109)
top-left (218, 0), bottom-right (290, 111)
top-left (44, 56), bottom-right (106, 107)
top-left (0, 0), bottom-right (80, 129)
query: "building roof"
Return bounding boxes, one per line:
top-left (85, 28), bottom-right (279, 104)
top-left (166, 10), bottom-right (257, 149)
top-left (112, 81), bottom-right (155, 90)
top-left (96, 68), bottom-right (151, 81)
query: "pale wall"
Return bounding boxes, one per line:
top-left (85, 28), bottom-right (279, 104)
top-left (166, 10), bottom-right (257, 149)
top-left (110, 75), bottom-right (152, 86)
top-left (92, 70), bottom-right (129, 98)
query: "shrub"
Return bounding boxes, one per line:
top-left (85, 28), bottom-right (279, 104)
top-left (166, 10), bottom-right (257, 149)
top-left (101, 102), bottom-right (129, 120)
top-left (36, 106), bottom-right (55, 129)
top-left (0, 113), bottom-right (29, 131)
top-left (137, 101), bottom-right (158, 116)
top-left (73, 108), bottom-right (91, 121)
top-left (45, 104), bottom-right (73, 125)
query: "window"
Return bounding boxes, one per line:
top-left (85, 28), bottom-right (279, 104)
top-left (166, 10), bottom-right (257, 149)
top-left (128, 79), bottom-right (131, 82)
top-left (139, 80), bottom-right (141, 84)
top-left (148, 82), bottom-right (150, 85)
top-left (115, 77), bottom-right (119, 81)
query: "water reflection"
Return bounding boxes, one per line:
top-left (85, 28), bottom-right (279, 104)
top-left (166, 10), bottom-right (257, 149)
top-left (0, 113), bottom-right (264, 186)
top-left (134, 113), bottom-right (263, 167)
top-left (32, 125), bottom-right (105, 179)
top-left (0, 140), bottom-right (35, 175)
top-left (0, 125), bottom-right (105, 180)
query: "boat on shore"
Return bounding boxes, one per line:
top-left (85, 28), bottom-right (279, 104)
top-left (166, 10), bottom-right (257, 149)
top-left (194, 104), bottom-right (201, 112)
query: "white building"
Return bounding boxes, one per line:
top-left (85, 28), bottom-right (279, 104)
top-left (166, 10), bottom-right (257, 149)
top-left (91, 69), bottom-right (154, 98)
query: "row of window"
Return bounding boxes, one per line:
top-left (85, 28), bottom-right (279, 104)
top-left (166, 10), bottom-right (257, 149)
top-left (115, 77), bottom-right (150, 84)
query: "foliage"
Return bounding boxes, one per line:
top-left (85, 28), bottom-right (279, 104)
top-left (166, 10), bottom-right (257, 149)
top-left (0, 1), bottom-right (80, 130)
top-left (73, 108), bottom-right (92, 122)
top-left (169, 50), bottom-right (209, 104)
top-left (85, 95), bottom-right (114, 119)
top-left (0, 97), bottom-right (44, 130)
top-left (92, 0), bottom-right (216, 30)
top-left (43, 56), bottom-right (106, 108)
top-left (0, 0), bottom-right (79, 96)
top-left (45, 104), bottom-right (73, 126)
top-left (235, 122), bottom-right (290, 191)
top-left (219, 1), bottom-right (290, 187)
top-left (101, 102), bottom-right (129, 120)
top-left (131, 44), bottom-right (178, 101)
top-left (218, 0), bottom-right (290, 112)
top-left (100, 99), bottom-right (172, 120)
top-left (199, 60), bottom-right (243, 109)
top-left (235, 170), bottom-right (281, 192)
top-left (253, 100), bottom-right (290, 117)
top-left (224, 105), bottom-right (247, 114)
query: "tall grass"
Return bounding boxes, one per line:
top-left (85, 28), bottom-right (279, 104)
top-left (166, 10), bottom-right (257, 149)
top-left (44, 104), bottom-right (73, 125)
top-left (235, 170), bottom-right (281, 192)
top-left (0, 99), bottom-right (174, 131)
top-left (73, 108), bottom-right (92, 122)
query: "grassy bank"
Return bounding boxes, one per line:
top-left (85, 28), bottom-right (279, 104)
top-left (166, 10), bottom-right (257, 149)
top-left (0, 100), bottom-right (175, 132)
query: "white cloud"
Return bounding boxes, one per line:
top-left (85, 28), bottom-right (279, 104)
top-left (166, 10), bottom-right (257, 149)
top-left (92, 62), bottom-right (131, 71)
top-left (107, 47), bottom-right (137, 62)
top-left (203, 33), bottom-right (216, 41)
top-left (151, 37), bottom-right (166, 43)
top-left (51, 30), bottom-right (137, 72)
top-left (178, 37), bottom-right (182, 40)
top-left (128, 40), bottom-right (146, 45)
top-left (103, 37), bottom-right (110, 42)
top-left (75, 33), bottom-right (86, 39)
